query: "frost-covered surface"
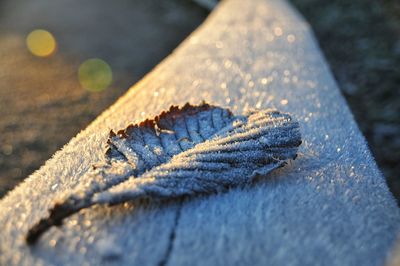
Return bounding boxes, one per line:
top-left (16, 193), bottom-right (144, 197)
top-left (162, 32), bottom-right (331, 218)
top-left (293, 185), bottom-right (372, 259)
top-left (0, 0), bottom-right (399, 265)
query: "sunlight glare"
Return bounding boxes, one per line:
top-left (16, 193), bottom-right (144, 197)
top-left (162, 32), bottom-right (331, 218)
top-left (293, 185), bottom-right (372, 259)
top-left (78, 58), bottom-right (113, 92)
top-left (26, 29), bottom-right (57, 57)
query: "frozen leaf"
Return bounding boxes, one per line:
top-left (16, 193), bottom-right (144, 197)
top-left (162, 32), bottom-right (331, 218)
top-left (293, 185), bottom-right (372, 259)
top-left (26, 103), bottom-right (301, 244)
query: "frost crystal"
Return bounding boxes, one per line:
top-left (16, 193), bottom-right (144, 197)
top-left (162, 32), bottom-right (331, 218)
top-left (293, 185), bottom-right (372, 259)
top-left (26, 102), bottom-right (301, 244)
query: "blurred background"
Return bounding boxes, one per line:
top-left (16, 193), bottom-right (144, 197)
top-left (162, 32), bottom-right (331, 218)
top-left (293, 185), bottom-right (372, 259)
top-left (0, 0), bottom-right (208, 196)
top-left (0, 0), bottom-right (399, 203)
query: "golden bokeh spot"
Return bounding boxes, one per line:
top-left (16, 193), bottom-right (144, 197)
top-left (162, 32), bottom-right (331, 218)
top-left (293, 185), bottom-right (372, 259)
top-left (78, 58), bottom-right (113, 92)
top-left (26, 29), bottom-right (57, 57)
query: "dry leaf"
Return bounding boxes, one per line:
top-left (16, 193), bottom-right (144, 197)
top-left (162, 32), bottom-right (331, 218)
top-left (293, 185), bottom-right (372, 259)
top-left (26, 102), bottom-right (301, 244)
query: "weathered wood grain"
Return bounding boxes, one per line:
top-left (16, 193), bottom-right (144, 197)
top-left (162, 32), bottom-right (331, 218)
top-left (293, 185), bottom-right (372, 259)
top-left (0, 0), bottom-right (399, 265)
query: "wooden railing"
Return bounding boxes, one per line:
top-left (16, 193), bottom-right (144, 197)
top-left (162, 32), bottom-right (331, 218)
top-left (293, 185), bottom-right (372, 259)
top-left (0, 0), bottom-right (399, 265)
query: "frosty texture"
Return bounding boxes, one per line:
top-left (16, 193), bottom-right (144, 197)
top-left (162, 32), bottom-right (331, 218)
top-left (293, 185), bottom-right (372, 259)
top-left (26, 103), bottom-right (301, 244)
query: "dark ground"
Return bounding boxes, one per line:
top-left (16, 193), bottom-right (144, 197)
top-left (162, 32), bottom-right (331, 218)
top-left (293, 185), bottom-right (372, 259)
top-left (0, 0), bottom-right (399, 202)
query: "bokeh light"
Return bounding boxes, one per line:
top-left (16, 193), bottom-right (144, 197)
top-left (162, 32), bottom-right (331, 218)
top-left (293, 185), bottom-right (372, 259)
top-left (78, 58), bottom-right (113, 92)
top-left (26, 29), bottom-right (57, 57)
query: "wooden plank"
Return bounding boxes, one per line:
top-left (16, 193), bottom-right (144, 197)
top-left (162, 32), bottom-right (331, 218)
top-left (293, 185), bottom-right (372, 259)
top-left (0, 0), bottom-right (399, 265)
top-left (166, 1), bottom-right (400, 265)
